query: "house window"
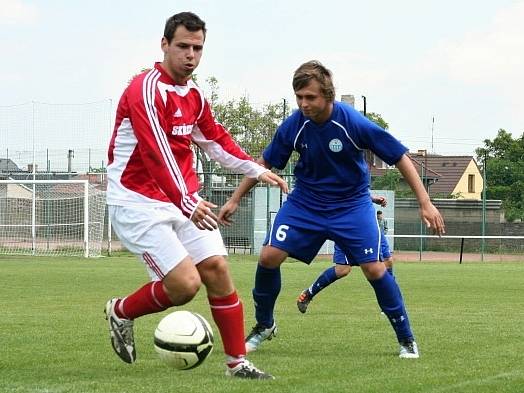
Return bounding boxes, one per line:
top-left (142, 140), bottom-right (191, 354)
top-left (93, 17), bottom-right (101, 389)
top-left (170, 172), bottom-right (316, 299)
top-left (468, 174), bottom-right (475, 193)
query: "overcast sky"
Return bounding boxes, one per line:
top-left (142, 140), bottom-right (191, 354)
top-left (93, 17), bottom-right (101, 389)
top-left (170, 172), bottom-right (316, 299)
top-left (1, 0), bottom-right (523, 160)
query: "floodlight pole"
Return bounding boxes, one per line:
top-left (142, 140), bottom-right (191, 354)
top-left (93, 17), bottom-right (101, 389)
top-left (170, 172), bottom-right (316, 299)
top-left (362, 95), bottom-right (367, 116)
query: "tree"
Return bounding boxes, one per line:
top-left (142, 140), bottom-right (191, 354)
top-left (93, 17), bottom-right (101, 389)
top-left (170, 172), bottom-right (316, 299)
top-left (476, 129), bottom-right (524, 221)
top-left (127, 68), bottom-right (151, 85)
top-left (365, 112), bottom-right (389, 130)
top-left (195, 77), bottom-right (287, 194)
top-left (364, 112), bottom-right (409, 194)
top-left (372, 168), bottom-right (401, 190)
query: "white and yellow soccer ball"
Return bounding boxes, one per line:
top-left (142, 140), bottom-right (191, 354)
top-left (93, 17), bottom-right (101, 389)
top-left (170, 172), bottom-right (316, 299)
top-left (154, 311), bottom-right (214, 370)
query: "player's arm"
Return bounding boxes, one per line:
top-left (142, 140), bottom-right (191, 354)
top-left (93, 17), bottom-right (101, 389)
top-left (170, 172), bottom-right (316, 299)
top-left (193, 99), bottom-right (287, 192)
top-left (372, 195), bottom-right (387, 207)
top-left (395, 154), bottom-right (445, 235)
top-left (217, 113), bottom-right (295, 226)
top-left (128, 85), bottom-right (216, 229)
top-left (352, 111), bottom-right (445, 235)
top-left (218, 157), bottom-right (272, 226)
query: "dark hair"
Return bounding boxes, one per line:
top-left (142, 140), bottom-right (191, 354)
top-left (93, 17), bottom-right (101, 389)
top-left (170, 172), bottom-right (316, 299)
top-left (377, 210), bottom-right (383, 215)
top-left (164, 12), bottom-right (206, 43)
top-left (292, 60), bottom-right (335, 102)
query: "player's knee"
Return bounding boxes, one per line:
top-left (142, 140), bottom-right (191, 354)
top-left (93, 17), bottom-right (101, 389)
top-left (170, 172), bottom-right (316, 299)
top-left (384, 257), bottom-right (393, 269)
top-left (198, 256), bottom-right (230, 282)
top-left (259, 245), bottom-right (287, 268)
top-left (361, 261), bottom-right (386, 281)
top-left (168, 276), bottom-right (201, 305)
top-left (163, 266), bottom-right (202, 305)
top-left (336, 265), bottom-right (352, 278)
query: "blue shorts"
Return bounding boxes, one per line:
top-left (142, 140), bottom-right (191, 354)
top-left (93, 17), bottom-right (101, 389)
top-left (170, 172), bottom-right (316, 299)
top-left (264, 197), bottom-right (380, 264)
top-left (333, 228), bottom-right (391, 265)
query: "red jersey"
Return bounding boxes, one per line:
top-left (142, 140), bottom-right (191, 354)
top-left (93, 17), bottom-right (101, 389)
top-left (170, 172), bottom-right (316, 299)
top-left (107, 63), bottom-right (265, 218)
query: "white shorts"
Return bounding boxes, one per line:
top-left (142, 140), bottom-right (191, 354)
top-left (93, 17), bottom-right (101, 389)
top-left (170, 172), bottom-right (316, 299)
top-left (109, 204), bottom-right (227, 280)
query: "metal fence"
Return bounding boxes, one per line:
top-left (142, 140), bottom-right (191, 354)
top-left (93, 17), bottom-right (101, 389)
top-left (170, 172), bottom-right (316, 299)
top-left (1, 100), bottom-right (522, 261)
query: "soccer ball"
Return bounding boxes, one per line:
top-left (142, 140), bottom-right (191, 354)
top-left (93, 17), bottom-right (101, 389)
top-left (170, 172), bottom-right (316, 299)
top-left (154, 310), bottom-right (214, 370)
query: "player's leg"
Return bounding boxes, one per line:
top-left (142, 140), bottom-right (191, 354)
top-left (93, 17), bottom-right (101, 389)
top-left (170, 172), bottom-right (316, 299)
top-left (247, 199), bottom-right (327, 351)
top-left (360, 261), bottom-right (418, 358)
top-left (310, 245), bottom-right (353, 298)
top-left (334, 202), bottom-right (418, 358)
top-left (384, 256), bottom-right (394, 276)
top-left (105, 205), bottom-right (200, 364)
top-left (297, 244), bottom-right (352, 313)
top-left (245, 244), bottom-right (287, 352)
top-left (182, 223), bottom-right (272, 379)
top-left (381, 230), bottom-right (394, 277)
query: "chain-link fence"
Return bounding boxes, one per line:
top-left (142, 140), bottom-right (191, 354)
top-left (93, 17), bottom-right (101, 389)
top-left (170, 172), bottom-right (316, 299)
top-left (1, 99), bottom-right (522, 261)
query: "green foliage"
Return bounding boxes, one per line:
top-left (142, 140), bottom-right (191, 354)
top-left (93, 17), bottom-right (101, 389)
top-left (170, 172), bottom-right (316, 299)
top-left (204, 77), bottom-right (285, 151)
top-left (364, 112), bottom-right (389, 130)
top-left (430, 192), bottom-right (463, 199)
top-left (476, 129), bottom-right (524, 221)
top-left (88, 167), bottom-right (106, 173)
top-left (213, 97), bottom-right (283, 157)
top-left (195, 77), bottom-right (288, 189)
top-left (365, 111), bottom-right (414, 195)
top-left (128, 68), bottom-right (151, 85)
top-left (1, 255), bottom-right (524, 392)
top-left (371, 168), bottom-right (415, 197)
top-left (372, 168), bottom-right (401, 190)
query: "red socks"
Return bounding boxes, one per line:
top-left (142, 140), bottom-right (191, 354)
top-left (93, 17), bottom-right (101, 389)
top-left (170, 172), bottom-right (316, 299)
top-left (209, 291), bottom-right (246, 359)
top-left (115, 281), bottom-right (172, 320)
top-left (114, 284), bottom-right (246, 362)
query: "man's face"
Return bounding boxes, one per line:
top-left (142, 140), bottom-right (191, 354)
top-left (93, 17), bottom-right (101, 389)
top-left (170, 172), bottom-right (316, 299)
top-left (294, 79), bottom-right (332, 123)
top-left (161, 25), bottom-right (204, 83)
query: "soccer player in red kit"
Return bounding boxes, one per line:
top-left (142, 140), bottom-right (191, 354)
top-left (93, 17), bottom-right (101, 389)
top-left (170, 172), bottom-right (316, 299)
top-left (104, 11), bottom-right (287, 379)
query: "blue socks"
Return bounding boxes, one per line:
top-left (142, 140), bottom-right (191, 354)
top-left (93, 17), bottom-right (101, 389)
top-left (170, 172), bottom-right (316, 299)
top-left (308, 266), bottom-right (339, 297)
top-left (252, 263), bottom-right (281, 328)
top-left (368, 271), bottom-right (414, 343)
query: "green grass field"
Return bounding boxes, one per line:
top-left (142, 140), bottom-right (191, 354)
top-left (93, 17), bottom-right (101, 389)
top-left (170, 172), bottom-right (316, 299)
top-left (1, 254), bottom-right (523, 393)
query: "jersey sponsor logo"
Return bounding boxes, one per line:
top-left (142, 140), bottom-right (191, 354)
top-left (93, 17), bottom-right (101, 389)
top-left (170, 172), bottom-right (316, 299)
top-left (171, 124), bottom-right (193, 135)
top-left (364, 247), bottom-right (373, 254)
top-left (328, 138), bottom-right (343, 152)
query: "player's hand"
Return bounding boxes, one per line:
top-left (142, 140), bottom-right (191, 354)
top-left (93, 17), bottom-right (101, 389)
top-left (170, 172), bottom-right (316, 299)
top-left (419, 201), bottom-right (446, 236)
top-left (190, 200), bottom-right (219, 231)
top-left (373, 196), bottom-right (387, 207)
top-left (257, 171), bottom-right (289, 194)
top-left (217, 199), bottom-right (239, 226)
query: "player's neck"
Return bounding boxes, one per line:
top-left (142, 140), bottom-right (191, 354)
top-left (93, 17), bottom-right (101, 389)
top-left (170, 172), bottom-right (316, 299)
top-left (159, 62), bottom-right (191, 86)
top-left (310, 103), bottom-right (333, 125)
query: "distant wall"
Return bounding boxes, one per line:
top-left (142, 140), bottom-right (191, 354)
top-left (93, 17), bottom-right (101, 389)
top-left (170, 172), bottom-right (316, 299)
top-left (394, 199), bottom-right (523, 252)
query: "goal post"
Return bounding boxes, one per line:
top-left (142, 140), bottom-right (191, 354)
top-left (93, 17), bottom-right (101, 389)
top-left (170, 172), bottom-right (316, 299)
top-left (0, 179), bottom-right (106, 257)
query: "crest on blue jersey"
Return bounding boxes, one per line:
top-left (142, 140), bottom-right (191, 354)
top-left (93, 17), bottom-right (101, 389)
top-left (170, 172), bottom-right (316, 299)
top-left (328, 138), bottom-right (343, 152)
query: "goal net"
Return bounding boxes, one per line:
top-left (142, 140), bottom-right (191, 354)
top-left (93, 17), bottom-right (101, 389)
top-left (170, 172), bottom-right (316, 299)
top-left (0, 180), bottom-right (106, 257)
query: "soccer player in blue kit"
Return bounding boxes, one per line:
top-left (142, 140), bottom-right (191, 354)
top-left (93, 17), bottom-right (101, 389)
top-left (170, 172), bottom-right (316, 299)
top-left (296, 196), bottom-right (394, 314)
top-left (218, 60), bottom-right (445, 359)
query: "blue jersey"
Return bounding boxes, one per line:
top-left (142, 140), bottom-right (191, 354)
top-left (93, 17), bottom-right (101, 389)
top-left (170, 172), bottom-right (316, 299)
top-left (263, 101), bottom-right (408, 209)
